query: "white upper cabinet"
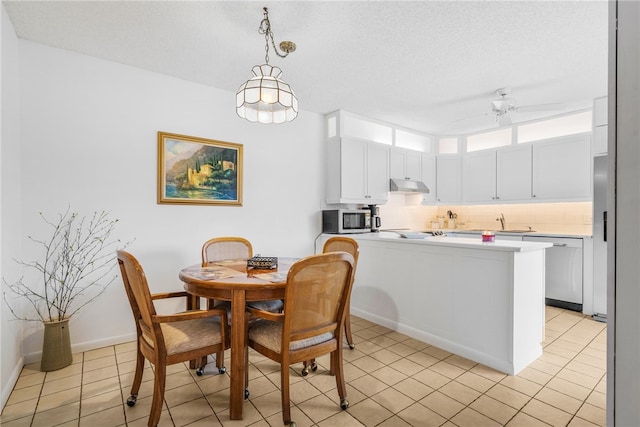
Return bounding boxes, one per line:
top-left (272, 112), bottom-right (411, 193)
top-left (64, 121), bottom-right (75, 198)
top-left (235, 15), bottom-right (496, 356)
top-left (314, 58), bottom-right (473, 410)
top-left (532, 133), bottom-right (592, 200)
top-left (436, 155), bottom-right (462, 203)
top-left (390, 148), bottom-right (422, 180)
top-left (463, 150), bottom-right (497, 202)
top-left (421, 154), bottom-right (437, 203)
top-left (326, 137), bottom-right (389, 205)
top-left (497, 145), bottom-right (532, 201)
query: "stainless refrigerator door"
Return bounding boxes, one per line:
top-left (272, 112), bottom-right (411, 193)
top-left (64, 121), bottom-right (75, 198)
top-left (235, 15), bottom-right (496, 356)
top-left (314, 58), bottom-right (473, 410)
top-left (592, 155), bottom-right (608, 317)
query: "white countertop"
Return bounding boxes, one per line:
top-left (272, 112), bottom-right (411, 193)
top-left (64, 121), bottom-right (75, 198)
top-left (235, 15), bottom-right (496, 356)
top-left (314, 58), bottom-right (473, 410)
top-left (348, 232), bottom-right (553, 252)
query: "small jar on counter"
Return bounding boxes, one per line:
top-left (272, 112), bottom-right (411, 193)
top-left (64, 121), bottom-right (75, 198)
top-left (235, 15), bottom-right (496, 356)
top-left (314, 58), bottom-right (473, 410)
top-left (481, 231), bottom-right (495, 242)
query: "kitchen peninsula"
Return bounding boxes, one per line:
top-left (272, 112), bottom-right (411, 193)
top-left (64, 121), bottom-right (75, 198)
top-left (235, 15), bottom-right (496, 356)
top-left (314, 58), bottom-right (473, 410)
top-left (319, 232), bottom-right (552, 375)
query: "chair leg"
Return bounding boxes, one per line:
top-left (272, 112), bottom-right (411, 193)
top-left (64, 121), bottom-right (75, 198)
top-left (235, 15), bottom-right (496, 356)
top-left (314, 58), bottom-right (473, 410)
top-left (280, 362), bottom-right (291, 424)
top-left (332, 348), bottom-right (349, 410)
top-left (344, 314), bottom-right (355, 350)
top-left (188, 295), bottom-right (200, 369)
top-left (149, 362), bottom-right (167, 427)
top-left (127, 344), bottom-right (145, 407)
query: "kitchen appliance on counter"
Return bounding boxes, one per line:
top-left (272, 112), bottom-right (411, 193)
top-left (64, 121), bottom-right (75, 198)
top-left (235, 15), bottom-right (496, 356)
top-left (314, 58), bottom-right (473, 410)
top-left (322, 209), bottom-right (371, 234)
top-left (366, 204), bottom-right (382, 232)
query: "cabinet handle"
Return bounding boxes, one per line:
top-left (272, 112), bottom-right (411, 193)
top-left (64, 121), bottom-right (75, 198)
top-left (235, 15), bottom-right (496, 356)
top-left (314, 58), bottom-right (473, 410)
top-left (552, 243), bottom-right (568, 247)
top-left (532, 194), bottom-right (536, 198)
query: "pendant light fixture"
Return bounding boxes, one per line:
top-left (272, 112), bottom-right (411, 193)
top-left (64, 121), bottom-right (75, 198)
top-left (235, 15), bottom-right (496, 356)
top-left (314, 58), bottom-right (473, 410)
top-left (236, 7), bottom-right (298, 124)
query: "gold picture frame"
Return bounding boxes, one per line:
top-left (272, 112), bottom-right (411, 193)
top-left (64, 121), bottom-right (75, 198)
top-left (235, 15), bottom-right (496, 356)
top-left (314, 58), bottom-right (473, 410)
top-left (157, 132), bottom-right (243, 206)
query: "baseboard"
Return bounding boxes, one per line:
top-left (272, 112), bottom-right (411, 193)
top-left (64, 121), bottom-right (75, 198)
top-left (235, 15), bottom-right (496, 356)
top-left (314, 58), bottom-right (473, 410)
top-left (1, 355), bottom-right (25, 411)
top-left (23, 332), bottom-right (137, 365)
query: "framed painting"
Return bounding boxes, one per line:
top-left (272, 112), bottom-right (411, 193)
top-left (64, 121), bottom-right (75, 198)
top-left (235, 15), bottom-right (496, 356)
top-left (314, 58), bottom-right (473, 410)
top-left (157, 132), bottom-right (243, 206)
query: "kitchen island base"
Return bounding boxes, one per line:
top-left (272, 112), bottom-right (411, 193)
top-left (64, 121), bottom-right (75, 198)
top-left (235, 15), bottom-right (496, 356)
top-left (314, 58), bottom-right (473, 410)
top-left (332, 233), bottom-right (549, 375)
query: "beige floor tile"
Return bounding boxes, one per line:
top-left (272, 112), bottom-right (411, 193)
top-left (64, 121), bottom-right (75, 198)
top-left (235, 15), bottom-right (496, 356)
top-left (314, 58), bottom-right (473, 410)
top-left (264, 404), bottom-right (313, 427)
top-left (13, 371), bottom-right (45, 390)
top-left (36, 386), bottom-right (81, 412)
top-left (470, 364), bottom-right (508, 383)
top-left (251, 389), bottom-right (284, 419)
top-left (347, 397), bottom-right (393, 426)
top-left (177, 413), bottom-right (223, 426)
top-left (371, 365), bottom-right (407, 387)
top-left (45, 362), bottom-right (83, 381)
top-left (370, 387), bottom-right (414, 414)
top-left (369, 335), bottom-right (402, 349)
top-left (126, 408), bottom-right (174, 427)
top-left (0, 398), bottom-right (38, 423)
top-left (370, 325), bottom-right (393, 335)
top-left (386, 342), bottom-right (416, 358)
top-left (535, 387), bottom-right (583, 415)
top-left (349, 374), bottom-right (389, 397)
top-left (0, 414), bottom-right (33, 427)
top-left (402, 338), bottom-right (430, 351)
top-left (388, 357), bottom-right (424, 377)
top-left (122, 395), bottom-right (169, 424)
top-left (575, 403), bottom-right (606, 426)
top-left (288, 377), bottom-right (323, 404)
top-left (419, 390), bottom-right (465, 419)
top-left (485, 384), bottom-right (531, 410)
top-left (375, 414), bottom-right (412, 427)
top-left (522, 399), bottom-right (573, 427)
top-left (470, 395), bottom-right (519, 424)
top-left (342, 347), bottom-right (366, 363)
top-left (501, 375), bottom-right (544, 397)
top-left (456, 371), bottom-right (496, 393)
top-left (83, 354), bottom-right (117, 373)
top-left (245, 375), bottom-right (279, 399)
top-left (445, 354), bottom-right (478, 370)
top-left (82, 375), bottom-right (122, 399)
top-left (412, 368), bottom-right (450, 389)
top-left (545, 377), bottom-right (591, 401)
top-left (529, 358), bottom-right (563, 376)
top-left (518, 366), bottom-right (553, 386)
top-left (421, 345), bottom-right (452, 360)
top-left (306, 371), bottom-right (339, 393)
top-left (568, 416), bottom-right (600, 427)
top-left (5, 383), bottom-right (41, 406)
top-left (204, 389), bottom-right (230, 413)
top-left (355, 328), bottom-right (383, 340)
top-left (507, 411), bottom-right (552, 426)
top-left (82, 365), bottom-right (119, 385)
top-left (41, 373), bottom-right (82, 396)
top-left (344, 384), bottom-right (368, 407)
top-left (31, 402), bottom-right (79, 427)
top-left (405, 351), bottom-right (439, 368)
top-left (451, 407), bottom-right (503, 427)
top-left (163, 382), bottom-right (205, 408)
top-left (392, 378), bottom-right (434, 401)
top-left (428, 360), bottom-right (466, 379)
top-left (81, 389), bottom-right (123, 417)
top-left (370, 348), bottom-right (403, 365)
top-left (296, 393), bottom-right (343, 424)
top-left (317, 409), bottom-right (366, 426)
top-left (556, 368), bottom-right (600, 389)
top-left (79, 404), bottom-right (125, 426)
top-left (397, 402), bottom-right (447, 427)
top-left (349, 355), bottom-right (386, 372)
top-left (439, 380), bottom-right (482, 405)
top-left (84, 346), bottom-right (115, 361)
top-left (565, 360), bottom-right (606, 380)
top-left (585, 391), bottom-right (606, 410)
top-left (538, 351), bottom-right (571, 367)
top-left (167, 397), bottom-right (216, 426)
top-left (114, 341), bottom-right (137, 354)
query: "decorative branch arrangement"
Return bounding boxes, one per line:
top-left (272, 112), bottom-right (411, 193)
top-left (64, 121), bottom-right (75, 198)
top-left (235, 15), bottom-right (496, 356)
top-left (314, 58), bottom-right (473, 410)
top-left (3, 208), bottom-right (130, 322)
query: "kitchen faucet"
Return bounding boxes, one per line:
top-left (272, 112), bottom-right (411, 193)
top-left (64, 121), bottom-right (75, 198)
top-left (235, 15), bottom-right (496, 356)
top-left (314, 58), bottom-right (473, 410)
top-left (496, 213), bottom-right (505, 230)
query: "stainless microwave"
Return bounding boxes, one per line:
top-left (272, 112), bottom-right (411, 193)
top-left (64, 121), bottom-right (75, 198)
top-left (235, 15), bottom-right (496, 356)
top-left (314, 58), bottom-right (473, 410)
top-left (322, 209), bottom-right (371, 234)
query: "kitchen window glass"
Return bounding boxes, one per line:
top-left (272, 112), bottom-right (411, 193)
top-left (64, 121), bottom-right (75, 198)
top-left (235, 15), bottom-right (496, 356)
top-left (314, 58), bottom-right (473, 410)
top-left (517, 111), bottom-right (592, 143)
top-left (395, 130), bottom-right (432, 152)
top-left (439, 137), bottom-right (458, 154)
top-left (466, 128), bottom-right (512, 152)
top-left (343, 115), bottom-right (392, 145)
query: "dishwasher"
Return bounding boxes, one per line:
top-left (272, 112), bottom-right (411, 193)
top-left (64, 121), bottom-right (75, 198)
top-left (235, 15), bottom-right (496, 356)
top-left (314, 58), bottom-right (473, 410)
top-left (523, 236), bottom-right (583, 312)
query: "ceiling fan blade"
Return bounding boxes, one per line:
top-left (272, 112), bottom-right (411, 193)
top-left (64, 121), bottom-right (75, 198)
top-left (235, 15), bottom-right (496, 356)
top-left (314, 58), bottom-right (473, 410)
top-left (515, 103), bottom-right (566, 113)
top-left (498, 114), bottom-right (512, 126)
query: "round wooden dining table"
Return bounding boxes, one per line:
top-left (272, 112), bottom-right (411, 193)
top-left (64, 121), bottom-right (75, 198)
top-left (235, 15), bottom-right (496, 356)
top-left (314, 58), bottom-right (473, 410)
top-left (179, 257), bottom-right (297, 420)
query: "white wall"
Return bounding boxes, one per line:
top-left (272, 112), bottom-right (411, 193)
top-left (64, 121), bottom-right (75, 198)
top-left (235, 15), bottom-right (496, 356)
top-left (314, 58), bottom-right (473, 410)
top-left (1, 5), bottom-right (25, 409)
top-left (11, 41), bottom-right (325, 364)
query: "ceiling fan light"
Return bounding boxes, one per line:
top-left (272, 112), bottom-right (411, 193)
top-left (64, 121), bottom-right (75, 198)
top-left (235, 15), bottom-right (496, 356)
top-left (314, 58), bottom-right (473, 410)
top-left (236, 64), bottom-right (298, 124)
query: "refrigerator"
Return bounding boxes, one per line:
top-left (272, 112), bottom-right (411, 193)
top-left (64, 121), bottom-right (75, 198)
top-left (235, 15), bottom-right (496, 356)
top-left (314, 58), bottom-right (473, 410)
top-left (592, 155), bottom-right (607, 321)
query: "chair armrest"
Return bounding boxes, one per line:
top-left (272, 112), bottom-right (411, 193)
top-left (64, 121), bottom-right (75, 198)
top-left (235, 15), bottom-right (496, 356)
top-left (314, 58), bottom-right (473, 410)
top-left (151, 291), bottom-right (190, 300)
top-left (247, 306), bottom-right (283, 322)
top-left (153, 308), bottom-right (227, 324)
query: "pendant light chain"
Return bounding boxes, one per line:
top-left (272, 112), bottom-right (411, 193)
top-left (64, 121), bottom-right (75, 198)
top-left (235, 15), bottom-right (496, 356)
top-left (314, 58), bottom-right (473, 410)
top-left (259, 7), bottom-right (292, 63)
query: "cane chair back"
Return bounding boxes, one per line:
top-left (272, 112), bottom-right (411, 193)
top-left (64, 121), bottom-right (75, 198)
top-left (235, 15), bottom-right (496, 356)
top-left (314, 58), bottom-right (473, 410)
top-left (118, 250), bottom-right (227, 427)
top-left (246, 252), bottom-right (355, 425)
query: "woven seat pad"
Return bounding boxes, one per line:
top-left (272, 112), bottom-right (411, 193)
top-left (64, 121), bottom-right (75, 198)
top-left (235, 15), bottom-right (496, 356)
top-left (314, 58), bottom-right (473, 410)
top-left (247, 299), bottom-right (284, 312)
top-left (248, 319), bottom-right (333, 353)
top-left (142, 317), bottom-right (223, 356)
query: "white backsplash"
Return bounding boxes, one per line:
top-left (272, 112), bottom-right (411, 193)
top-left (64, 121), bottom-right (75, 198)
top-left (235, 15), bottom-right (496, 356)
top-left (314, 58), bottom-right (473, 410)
top-left (379, 194), bottom-right (593, 235)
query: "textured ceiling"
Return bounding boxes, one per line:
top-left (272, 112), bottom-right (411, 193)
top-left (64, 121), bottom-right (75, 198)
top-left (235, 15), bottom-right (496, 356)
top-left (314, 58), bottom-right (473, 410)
top-left (3, 1), bottom-right (608, 135)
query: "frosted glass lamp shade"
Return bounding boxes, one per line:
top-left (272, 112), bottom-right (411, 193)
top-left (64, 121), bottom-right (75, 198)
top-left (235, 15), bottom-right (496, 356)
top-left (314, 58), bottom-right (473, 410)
top-left (236, 65), bottom-right (298, 124)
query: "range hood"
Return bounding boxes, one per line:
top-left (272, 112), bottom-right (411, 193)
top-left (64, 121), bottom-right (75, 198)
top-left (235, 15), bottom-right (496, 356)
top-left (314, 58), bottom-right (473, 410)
top-left (389, 178), bottom-right (430, 193)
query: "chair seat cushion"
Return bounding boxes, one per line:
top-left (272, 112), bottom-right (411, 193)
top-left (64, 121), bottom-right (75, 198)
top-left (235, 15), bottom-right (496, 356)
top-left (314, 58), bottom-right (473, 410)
top-left (143, 317), bottom-right (223, 356)
top-left (247, 299), bottom-right (284, 312)
top-left (248, 319), bottom-right (334, 353)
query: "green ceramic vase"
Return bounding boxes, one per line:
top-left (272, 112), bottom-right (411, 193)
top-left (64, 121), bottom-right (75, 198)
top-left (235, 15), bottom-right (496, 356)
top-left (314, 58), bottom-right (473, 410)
top-left (40, 318), bottom-right (72, 371)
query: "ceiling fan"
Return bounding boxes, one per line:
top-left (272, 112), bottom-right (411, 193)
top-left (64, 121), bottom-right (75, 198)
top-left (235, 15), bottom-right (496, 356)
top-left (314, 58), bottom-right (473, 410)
top-left (454, 88), bottom-right (566, 126)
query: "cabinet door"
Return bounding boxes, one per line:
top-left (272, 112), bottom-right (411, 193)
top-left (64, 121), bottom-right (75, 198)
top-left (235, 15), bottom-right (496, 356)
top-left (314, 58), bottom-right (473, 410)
top-left (532, 133), bottom-right (591, 200)
top-left (389, 149), bottom-right (406, 180)
top-left (405, 151), bottom-right (422, 180)
top-left (421, 154), bottom-right (436, 203)
top-left (389, 148), bottom-right (422, 180)
top-left (463, 150), bottom-right (496, 202)
top-left (436, 155), bottom-right (462, 203)
top-left (340, 138), bottom-right (368, 202)
top-left (366, 142), bottom-right (390, 204)
top-left (593, 125), bottom-right (608, 156)
top-left (497, 145), bottom-right (532, 201)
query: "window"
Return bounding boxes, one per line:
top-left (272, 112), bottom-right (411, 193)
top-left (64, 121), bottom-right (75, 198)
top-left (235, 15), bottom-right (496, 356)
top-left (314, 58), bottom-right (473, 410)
top-left (439, 137), bottom-right (459, 154)
top-left (518, 111), bottom-right (592, 143)
top-left (343, 115), bottom-right (392, 145)
top-left (396, 129), bottom-right (432, 152)
top-left (466, 128), bottom-right (512, 152)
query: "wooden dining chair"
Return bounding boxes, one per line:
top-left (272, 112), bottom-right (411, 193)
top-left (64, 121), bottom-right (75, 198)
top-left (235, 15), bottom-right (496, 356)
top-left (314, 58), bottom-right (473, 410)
top-left (301, 236), bottom-right (360, 375)
top-left (202, 236), bottom-right (284, 314)
top-left (118, 250), bottom-right (227, 427)
top-left (245, 252), bottom-right (355, 426)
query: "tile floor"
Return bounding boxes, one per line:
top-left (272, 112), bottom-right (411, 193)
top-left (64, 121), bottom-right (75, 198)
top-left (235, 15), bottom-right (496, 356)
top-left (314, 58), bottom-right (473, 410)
top-left (1, 306), bottom-right (606, 427)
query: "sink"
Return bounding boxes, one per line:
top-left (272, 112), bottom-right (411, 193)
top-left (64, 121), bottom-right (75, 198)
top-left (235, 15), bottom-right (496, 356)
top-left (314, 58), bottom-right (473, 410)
top-left (499, 229), bottom-right (536, 233)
